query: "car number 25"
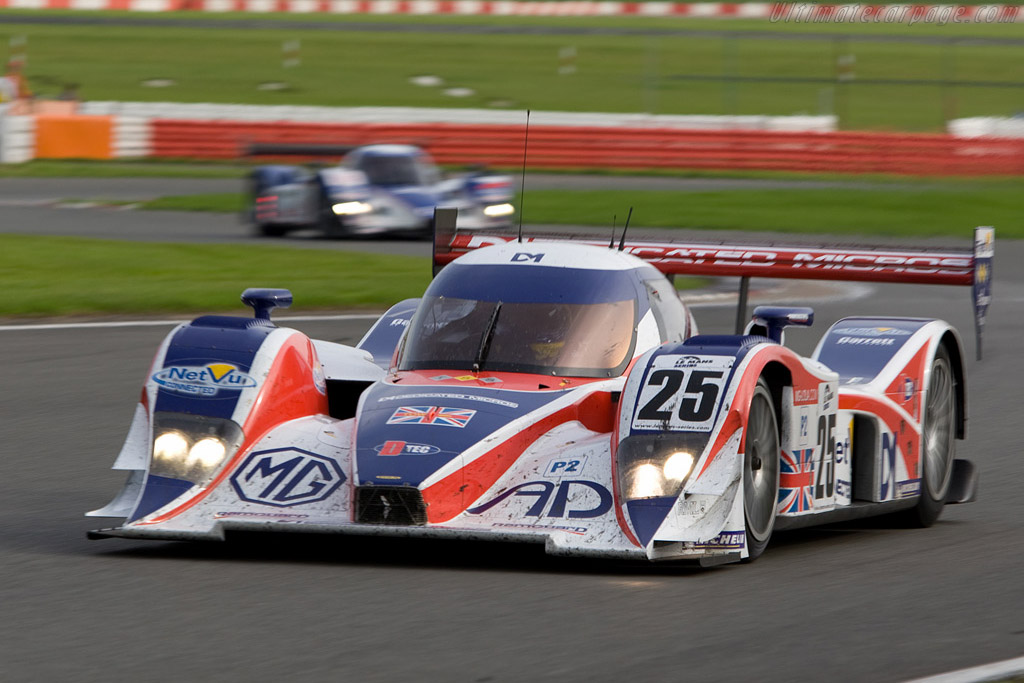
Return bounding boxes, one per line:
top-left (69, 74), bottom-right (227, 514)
top-left (631, 355), bottom-right (734, 433)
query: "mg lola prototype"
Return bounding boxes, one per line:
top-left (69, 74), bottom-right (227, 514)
top-left (248, 144), bottom-right (515, 238)
top-left (87, 217), bottom-right (992, 565)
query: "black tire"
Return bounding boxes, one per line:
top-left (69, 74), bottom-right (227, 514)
top-left (742, 378), bottom-right (780, 561)
top-left (255, 221), bottom-right (288, 238)
top-left (904, 345), bottom-right (957, 527)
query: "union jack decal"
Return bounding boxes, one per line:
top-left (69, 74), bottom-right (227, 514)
top-left (387, 406), bottom-right (476, 428)
top-left (779, 448), bottom-right (816, 514)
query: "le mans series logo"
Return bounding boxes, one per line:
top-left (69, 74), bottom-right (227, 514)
top-left (152, 363), bottom-right (258, 397)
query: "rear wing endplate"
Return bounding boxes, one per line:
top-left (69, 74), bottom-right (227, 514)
top-left (432, 209), bottom-right (994, 359)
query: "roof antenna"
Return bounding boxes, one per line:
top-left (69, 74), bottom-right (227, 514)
top-left (617, 206), bottom-right (633, 251)
top-left (517, 109), bottom-right (530, 243)
top-left (608, 214), bottom-right (617, 249)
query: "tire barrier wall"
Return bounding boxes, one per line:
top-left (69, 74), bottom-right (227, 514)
top-left (148, 119), bottom-right (1024, 175)
top-left (11, 110), bottom-right (1024, 175)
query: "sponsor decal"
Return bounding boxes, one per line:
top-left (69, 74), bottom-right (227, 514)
top-left (429, 374), bottom-right (501, 383)
top-left (823, 384), bottom-right (835, 411)
top-left (690, 530), bottom-right (745, 550)
top-left (902, 377), bottom-right (915, 402)
top-left (387, 406), bottom-right (476, 428)
top-left (544, 456), bottom-right (588, 477)
top-left (779, 448), bottom-right (816, 513)
top-left (230, 448), bottom-right (346, 507)
top-left (511, 252), bottom-right (544, 263)
top-left (491, 522), bottom-right (587, 535)
top-left (794, 387), bottom-right (818, 404)
top-left (468, 480), bottom-right (612, 519)
top-left (214, 511), bottom-right (310, 520)
top-left (672, 355), bottom-right (720, 368)
top-left (837, 336), bottom-right (895, 346)
top-left (389, 318), bottom-right (410, 327)
top-left (375, 440), bottom-right (442, 456)
top-left (836, 326), bottom-right (912, 337)
top-left (835, 479), bottom-right (852, 499)
top-left (676, 499), bottom-right (708, 517)
top-left (896, 480), bottom-right (921, 498)
top-left (152, 363), bottom-right (258, 397)
top-left (377, 392), bottom-right (518, 409)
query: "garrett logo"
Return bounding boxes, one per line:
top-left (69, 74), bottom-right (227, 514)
top-left (230, 448), bottom-right (345, 507)
top-left (152, 363), bottom-right (257, 397)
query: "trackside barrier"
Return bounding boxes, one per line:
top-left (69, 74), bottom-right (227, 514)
top-left (35, 115), bottom-right (114, 160)
top-left (1, 1), bottom-right (1021, 21)
top-left (148, 120), bottom-right (1024, 175)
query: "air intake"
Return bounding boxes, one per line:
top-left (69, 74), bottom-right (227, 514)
top-left (356, 486), bottom-right (427, 526)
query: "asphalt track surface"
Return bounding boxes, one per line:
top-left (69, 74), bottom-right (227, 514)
top-left (2, 200), bottom-right (1023, 682)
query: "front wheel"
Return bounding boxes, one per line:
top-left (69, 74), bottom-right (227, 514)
top-left (742, 378), bottom-right (780, 561)
top-left (905, 346), bottom-right (957, 527)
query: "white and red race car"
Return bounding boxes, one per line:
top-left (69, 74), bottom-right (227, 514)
top-left (87, 215), bottom-right (992, 565)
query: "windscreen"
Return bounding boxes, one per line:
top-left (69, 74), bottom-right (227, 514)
top-left (399, 296), bottom-right (637, 377)
top-left (355, 155), bottom-right (433, 186)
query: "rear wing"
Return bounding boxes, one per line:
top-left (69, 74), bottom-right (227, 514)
top-left (431, 208), bottom-right (994, 359)
top-left (243, 143), bottom-right (356, 158)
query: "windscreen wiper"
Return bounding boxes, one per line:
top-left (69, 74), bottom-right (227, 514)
top-left (473, 302), bottom-right (502, 373)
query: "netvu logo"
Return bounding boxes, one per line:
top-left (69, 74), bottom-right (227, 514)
top-left (152, 363), bottom-right (258, 397)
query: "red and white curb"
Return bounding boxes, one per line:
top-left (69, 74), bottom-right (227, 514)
top-left (0, 0), bottom-right (1021, 22)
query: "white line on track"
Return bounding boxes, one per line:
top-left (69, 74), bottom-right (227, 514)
top-left (904, 654), bottom-right (1024, 683)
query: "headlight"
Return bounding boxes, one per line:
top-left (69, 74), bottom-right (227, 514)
top-left (332, 201), bottom-right (372, 215)
top-left (483, 203), bottom-right (515, 218)
top-left (150, 412), bottom-right (244, 485)
top-left (617, 434), bottom-right (708, 501)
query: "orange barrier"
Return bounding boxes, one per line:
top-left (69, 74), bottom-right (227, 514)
top-left (150, 120), bottom-right (1024, 175)
top-left (35, 114), bottom-right (113, 160)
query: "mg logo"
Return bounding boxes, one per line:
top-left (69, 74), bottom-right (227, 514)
top-left (231, 448), bottom-right (346, 507)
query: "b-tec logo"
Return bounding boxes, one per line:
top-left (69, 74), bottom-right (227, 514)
top-left (230, 448), bottom-right (346, 507)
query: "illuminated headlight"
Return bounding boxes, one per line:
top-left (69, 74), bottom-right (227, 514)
top-left (332, 201), bottom-right (372, 215)
top-left (618, 435), bottom-right (708, 501)
top-left (483, 203), bottom-right (515, 218)
top-left (150, 412), bottom-right (244, 485)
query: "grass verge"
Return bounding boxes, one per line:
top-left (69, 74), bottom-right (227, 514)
top-left (0, 235), bottom-right (433, 317)
top-left (2, 16), bottom-right (1022, 130)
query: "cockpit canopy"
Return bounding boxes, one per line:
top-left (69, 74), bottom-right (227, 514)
top-left (398, 261), bottom-right (646, 378)
top-left (343, 145), bottom-right (440, 187)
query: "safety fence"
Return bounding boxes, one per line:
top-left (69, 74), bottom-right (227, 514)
top-left (5, 108), bottom-right (1024, 175)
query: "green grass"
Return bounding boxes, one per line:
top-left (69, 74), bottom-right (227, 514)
top-left (3, 16), bottom-right (1022, 131)
top-left (0, 235), bottom-right (433, 317)
top-left (135, 182), bottom-right (1023, 238)
top-left (0, 159), bottom-right (248, 179)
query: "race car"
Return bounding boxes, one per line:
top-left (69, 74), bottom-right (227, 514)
top-left (247, 144), bottom-right (515, 238)
top-left (86, 213), bottom-right (992, 565)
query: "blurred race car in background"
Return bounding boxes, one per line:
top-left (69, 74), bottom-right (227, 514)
top-left (246, 144), bottom-right (516, 238)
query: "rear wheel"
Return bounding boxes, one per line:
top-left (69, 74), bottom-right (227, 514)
top-left (906, 346), bottom-right (957, 527)
top-left (742, 379), bottom-right (780, 561)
